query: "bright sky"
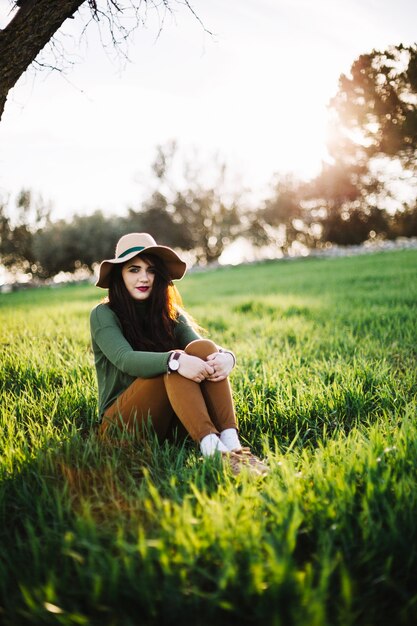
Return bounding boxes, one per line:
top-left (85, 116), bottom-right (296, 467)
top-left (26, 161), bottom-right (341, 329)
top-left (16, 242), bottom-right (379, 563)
top-left (0, 0), bottom-right (417, 220)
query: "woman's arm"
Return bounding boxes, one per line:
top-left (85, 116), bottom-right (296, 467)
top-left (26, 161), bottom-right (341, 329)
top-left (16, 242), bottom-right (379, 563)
top-left (90, 304), bottom-right (171, 378)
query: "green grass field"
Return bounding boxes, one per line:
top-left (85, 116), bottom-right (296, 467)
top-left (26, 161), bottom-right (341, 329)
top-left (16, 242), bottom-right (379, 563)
top-left (1, 249), bottom-right (416, 625)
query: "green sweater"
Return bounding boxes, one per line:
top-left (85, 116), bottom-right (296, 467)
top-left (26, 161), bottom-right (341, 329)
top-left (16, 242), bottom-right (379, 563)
top-left (90, 302), bottom-right (201, 417)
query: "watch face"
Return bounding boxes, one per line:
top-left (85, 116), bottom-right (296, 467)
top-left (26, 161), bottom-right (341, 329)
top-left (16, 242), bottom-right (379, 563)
top-left (169, 359), bottom-right (180, 371)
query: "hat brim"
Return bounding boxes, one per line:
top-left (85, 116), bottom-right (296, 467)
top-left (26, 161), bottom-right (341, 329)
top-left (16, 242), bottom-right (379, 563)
top-left (95, 245), bottom-right (187, 288)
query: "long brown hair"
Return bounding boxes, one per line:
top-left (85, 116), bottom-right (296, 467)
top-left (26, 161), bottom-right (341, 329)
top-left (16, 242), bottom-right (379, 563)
top-left (107, 253), bottom-right (183, 351)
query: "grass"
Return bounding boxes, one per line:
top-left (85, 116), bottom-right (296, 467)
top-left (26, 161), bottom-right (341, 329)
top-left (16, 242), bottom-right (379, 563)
top-left (0, 249), bottom-right (416, 625)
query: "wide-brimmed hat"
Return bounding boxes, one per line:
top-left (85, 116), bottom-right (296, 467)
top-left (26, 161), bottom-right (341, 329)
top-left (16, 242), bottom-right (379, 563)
top-left (96, 233), bottom-right (187, 288)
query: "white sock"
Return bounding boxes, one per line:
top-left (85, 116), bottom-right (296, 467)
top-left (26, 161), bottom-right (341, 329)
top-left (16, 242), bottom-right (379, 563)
top-left (219, 428), bottom-right (242, 451)
top-left (200, 433), bottom-right (229, 457)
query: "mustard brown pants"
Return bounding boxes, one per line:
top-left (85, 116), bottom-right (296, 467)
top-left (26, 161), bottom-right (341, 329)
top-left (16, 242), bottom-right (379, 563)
top-left (100, 339), bottom-right (237, 442)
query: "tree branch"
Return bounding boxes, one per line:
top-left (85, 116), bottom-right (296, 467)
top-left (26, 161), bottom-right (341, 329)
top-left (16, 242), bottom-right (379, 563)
top-left (0, 0), bottom-right (86, 119)
top-left (0, 0), bottom-right (209, 121)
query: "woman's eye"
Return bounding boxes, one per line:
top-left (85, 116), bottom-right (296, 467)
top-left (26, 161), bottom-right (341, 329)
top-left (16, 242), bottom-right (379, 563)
top-left (147, 269), bottom-right (156, 274)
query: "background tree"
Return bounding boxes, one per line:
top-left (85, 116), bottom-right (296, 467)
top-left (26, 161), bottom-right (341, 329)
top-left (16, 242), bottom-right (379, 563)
top-left (126, 194), bottom-right (190, 251)
top-left (129, 143), bottom-right (244, 264)
top-left (0, 142), bottom-right (245, 281)
top-left (125, 143), bottom-right (192, 251)
top-left (329, 44), bottom-right (417, 170)
top-left (0, 189), bottom-right (49, 274)
top-left (263, 174), bottom-right (313, 253)
top-left (294, 44), bottom-right (417, 246)
top-left (172, 185), bottom-right (241, 264)
top-left (301, 161), bottom-right (392, 246)
top-left (32, 211), bottom-right (127, 278)
top-left (389, 202), bottom-right (417, 238)
top-left (249, 174), bottom-right (322, 254)
top-left (0, 0), bottom-right (203, 121)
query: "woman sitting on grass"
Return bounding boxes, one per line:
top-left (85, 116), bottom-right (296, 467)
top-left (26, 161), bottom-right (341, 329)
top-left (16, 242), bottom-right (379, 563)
top-left (90, 232), bottom-right (267, 476)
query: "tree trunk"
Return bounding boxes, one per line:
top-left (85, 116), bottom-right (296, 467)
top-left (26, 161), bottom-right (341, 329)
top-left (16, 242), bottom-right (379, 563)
top-left (0, 0), bottom-right (85, 120)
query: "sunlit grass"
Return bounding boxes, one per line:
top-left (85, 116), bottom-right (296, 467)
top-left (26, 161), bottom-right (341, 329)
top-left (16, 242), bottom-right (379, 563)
top-left (0, 249), bottom-right (416, 625)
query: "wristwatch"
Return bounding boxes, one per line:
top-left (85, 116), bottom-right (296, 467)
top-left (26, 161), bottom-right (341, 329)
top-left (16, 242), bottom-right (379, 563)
top-left (168, 351), bottom-right (181, 373)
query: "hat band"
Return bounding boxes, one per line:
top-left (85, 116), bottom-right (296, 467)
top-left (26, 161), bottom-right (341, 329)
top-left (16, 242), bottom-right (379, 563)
top-left (117, 246), bottom-right (145, 259)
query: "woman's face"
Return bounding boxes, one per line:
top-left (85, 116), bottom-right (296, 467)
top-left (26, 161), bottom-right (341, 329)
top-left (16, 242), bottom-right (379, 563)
top-left (121, 255), bottom-right (156, 301)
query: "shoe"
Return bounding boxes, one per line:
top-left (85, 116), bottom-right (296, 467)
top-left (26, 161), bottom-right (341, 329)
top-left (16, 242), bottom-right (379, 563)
top-left (230, 447), bottom-right (269, 476)
top-left (221, 451), bottom-right (244, 476)
top-left (221, 448), bottom-right (269, 477)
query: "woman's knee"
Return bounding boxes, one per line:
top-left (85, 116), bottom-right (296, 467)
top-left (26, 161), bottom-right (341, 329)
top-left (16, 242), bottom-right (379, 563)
top-left (185, 339), bottom-right (217, 359)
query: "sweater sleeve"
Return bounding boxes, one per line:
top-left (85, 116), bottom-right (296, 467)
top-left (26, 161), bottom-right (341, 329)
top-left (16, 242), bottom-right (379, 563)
top-left (90, 304), bottom-right (171, 378)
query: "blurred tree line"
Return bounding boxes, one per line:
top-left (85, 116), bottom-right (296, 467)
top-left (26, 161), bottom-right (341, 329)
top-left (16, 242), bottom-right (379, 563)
top-left (0, 143), bottom-right (244, 279)
top-left (1, 43), bottom-right (417, 281)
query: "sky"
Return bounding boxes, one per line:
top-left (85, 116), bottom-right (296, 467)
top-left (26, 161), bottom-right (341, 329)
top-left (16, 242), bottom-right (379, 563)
top-left (0, 0), bottom-right (417, 221)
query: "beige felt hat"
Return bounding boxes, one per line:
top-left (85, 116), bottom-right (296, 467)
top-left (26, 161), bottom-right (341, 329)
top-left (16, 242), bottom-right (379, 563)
top-left (96, 233), bottom-right (187, 288)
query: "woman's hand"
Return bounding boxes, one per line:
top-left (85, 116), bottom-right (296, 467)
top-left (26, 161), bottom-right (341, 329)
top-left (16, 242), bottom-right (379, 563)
top-left (177, 354), bottom-right (214, 383)
top-left (205, 351), bottom-right (234, 382)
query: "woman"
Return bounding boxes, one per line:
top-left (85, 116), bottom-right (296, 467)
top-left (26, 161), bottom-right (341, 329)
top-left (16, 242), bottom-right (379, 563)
top-left (90, 232), bottom-right (267, 476)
